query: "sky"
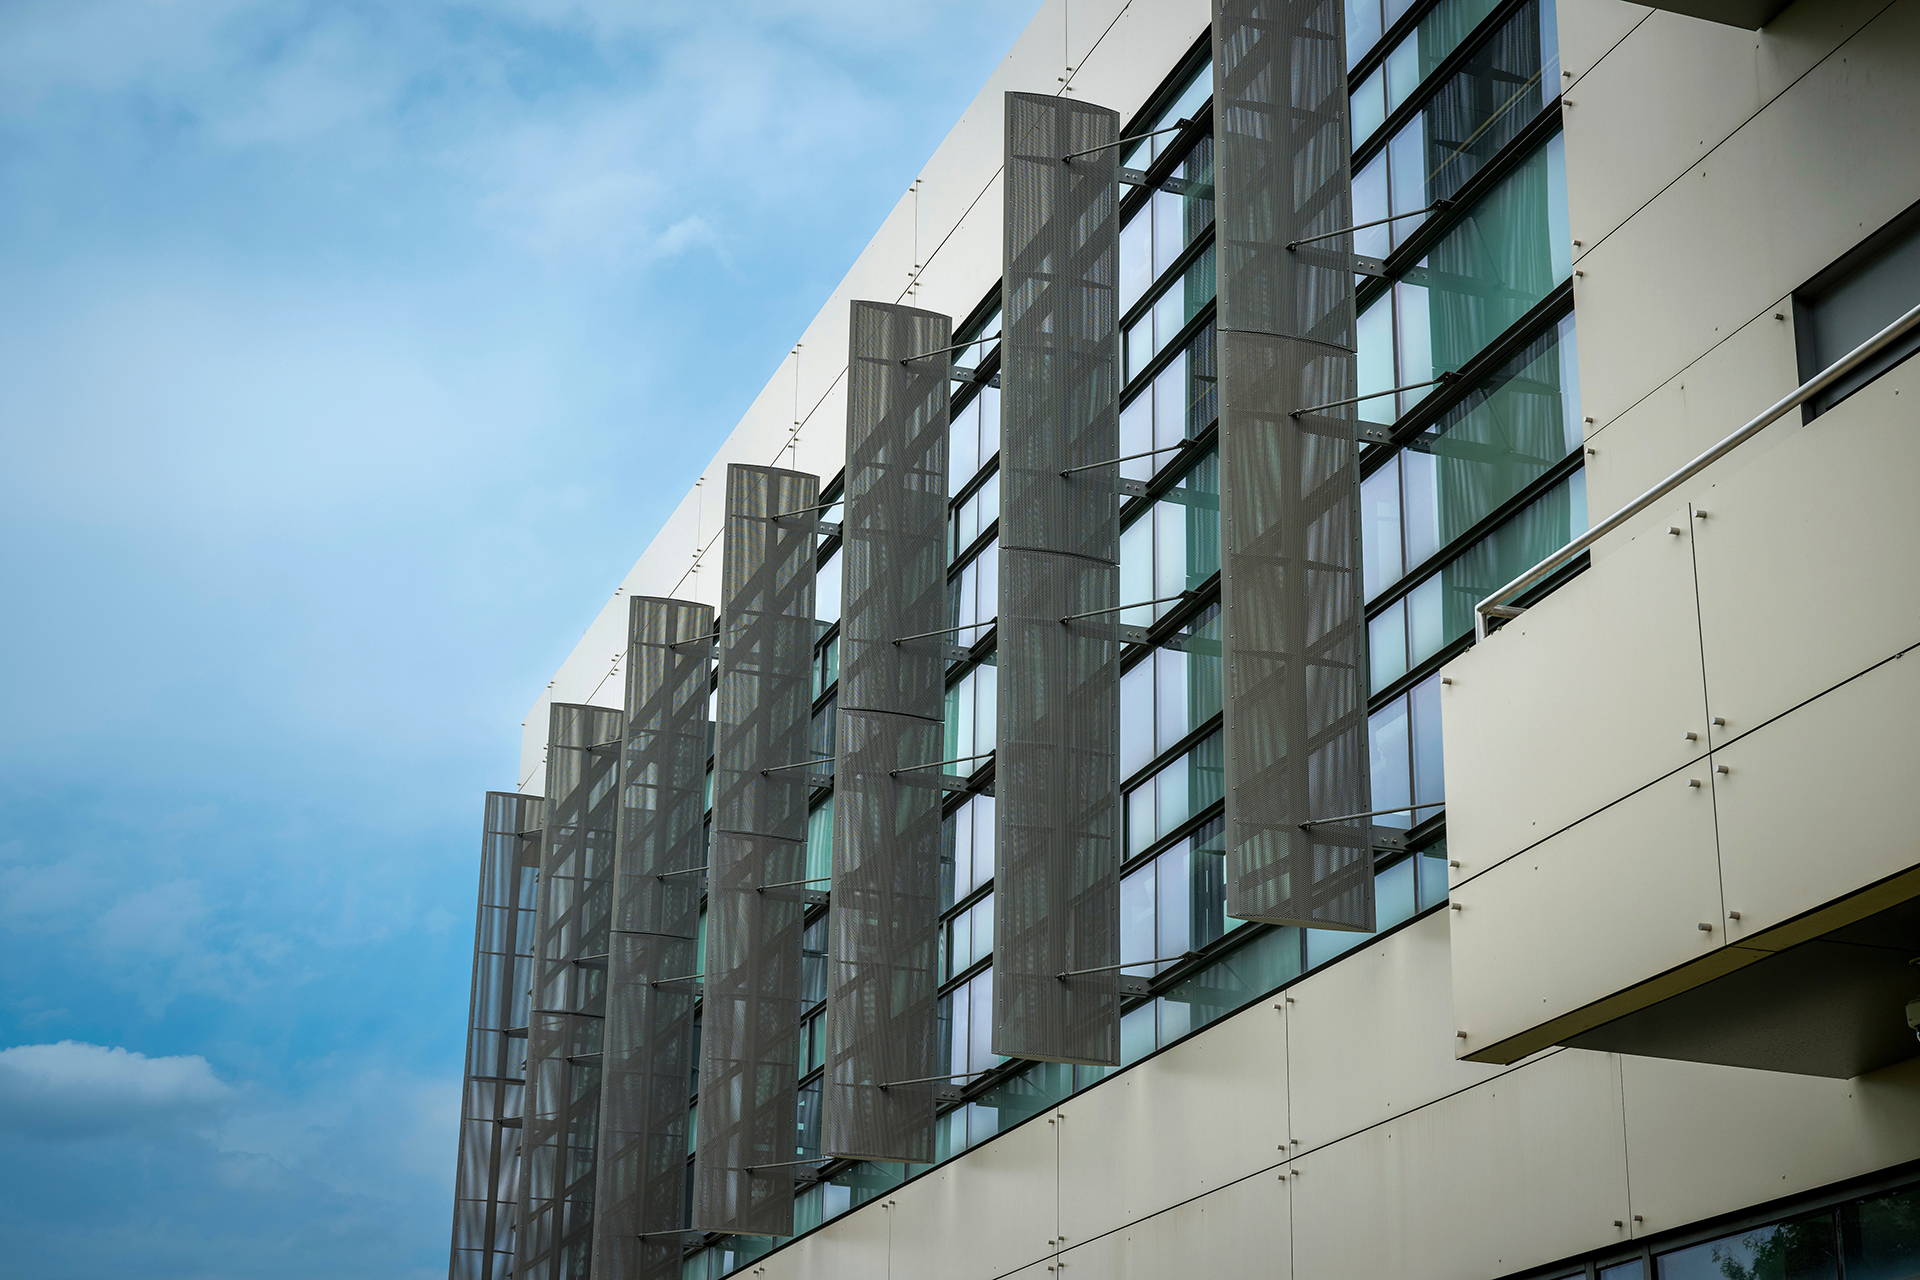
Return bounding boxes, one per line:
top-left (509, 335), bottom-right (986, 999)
top-left (0, 0), bottom-right (1036, 1274)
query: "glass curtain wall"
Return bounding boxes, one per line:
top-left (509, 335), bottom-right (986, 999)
top-left (689, 4), bottom-right (1579, 1266)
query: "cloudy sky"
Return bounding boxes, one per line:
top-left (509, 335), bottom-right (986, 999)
top-left (0, 0), bottom-right (1033, 1273)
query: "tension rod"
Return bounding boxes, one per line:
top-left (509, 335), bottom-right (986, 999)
top-left (743, 1157), bottom-right (829, 1174)
top-left (1058, 951), bottom-right (1198, 978)
top-left (530, 1008), bottom-right (606, 1019)
top-left (1284, 198), bottom-right (1455, 250)
top-left (768, 498), bottom-right (840, 521)
top-left (655, 865), bottom-right (708, 879)
top-left (900, 332), bottom-right (1001, 365)
top-left (1061, 589), bottom-right (1193, 623)
top-left (761, 758), bottom-right (836, 776)
top-left (757, 876), bottom-right (832, 892)
top-left (649, 973), bottom-right (704, 987)
top-left (1060, 437), bottom-right (1197, 476)
top-left (892, 619), bottom-right (996, 646)
top-left (1290, 371), bottom-right (1455, 419)
top-left (1299, 800), bottom-right (1445, 830)
top-left (1062, 118), bottom-right (1191, 162)
top-left (877, 1068), bottom-right (995, 1091)
top-left (667, 628), bottom-right (720, 649)
top-left (890, 751), bottom-right (995, 778)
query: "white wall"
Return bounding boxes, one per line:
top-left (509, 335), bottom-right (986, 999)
top-left (517, 0), bottom-right (1210, 790)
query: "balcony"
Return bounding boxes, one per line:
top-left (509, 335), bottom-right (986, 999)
top-left (1440, 306), bottom-right (1920, 1078)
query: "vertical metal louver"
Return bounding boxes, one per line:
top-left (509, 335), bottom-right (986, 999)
top-left (518, 703), bottom-right (625, 1280)
top-left (1213, 0), bottom-right (1375, 931)
top-left (592, 598), bottom-right (712, 1280)
top-left (693, 464), bottom-right (820, 1239)
top-left (823, 300), bottom-right (950, 1163)
top-left (450, 791), bottom-right (543, 1280)
top-left (993, 91), bottom-right (1124, 1066)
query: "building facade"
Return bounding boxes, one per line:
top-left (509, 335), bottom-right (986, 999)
top-left (448, 0), bottom-right (1920, 1277)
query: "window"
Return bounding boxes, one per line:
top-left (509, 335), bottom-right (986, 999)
top-left (1119, 327), bottom-right (1217, 483)
top-left (942, 792), bottom-right (995, 908)
top-left (948, 540), bottom-right (998, 647)
top-left (1120, 135), bottom-right (1215, 314)
top-left (1368, 673), bottom-right (1445, 830)
top-left (949, 383), bottom-right (1000, 495)
top-left (1126, 244), bottom-right (1216, 382)
top-left (1796, 198), bottom-right (1920, 417)
top-left (942, 657), bottom-right (997, 764)
top-left (1118, 448), bottom-right (1221, 630)
top-left (1120, 607), bottom-right (1223, 780)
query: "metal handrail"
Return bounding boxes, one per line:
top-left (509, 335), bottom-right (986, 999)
top-left (1474, 301), bottom-right (1920, 640)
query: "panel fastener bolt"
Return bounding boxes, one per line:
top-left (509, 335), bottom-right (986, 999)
top-left (1698, 922), bottom-right (1713, 932)
top-left (1716, 764), bottom-right (1729, 774)
top-left (1728, 911), bottom-right (1742, 921)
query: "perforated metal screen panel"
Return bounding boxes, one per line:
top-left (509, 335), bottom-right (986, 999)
top-left (450, 791), bottom-right (543, 1280)
top-left (994, 91), bottom-right (1124, 1066)
top-left (590, 598), bottom-right (711, 1280)
top-left (1214, 0), bottom-right (1355, 348)
top-left (694, 464), bottom-right (818, 1238)
top-left (993, 547), bottom-right (1121, 1063)
top-left (1213, 0), bottom-right (1374, 931)
top-left (838, 300), bottom-right (950, 718)
top-left (824, 709), bottom-right (944, 1160)
top-left (518, 704), bottom-right (623, 1280)
top-left (594, 932), bottom-right (696, 1280)
top-left (1000, 92), bottom-right (1121, 565)
top-left (822, 300), bottom-right (950, 1162)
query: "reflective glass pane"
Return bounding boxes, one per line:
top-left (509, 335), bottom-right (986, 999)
top-left (1157, 839), bottom-right (1192, 962)
top-left (1417, 838), bottom-right (1450, 909)
top-left (1156, 647), bottom-right (1191, 754)
top-left (1358, 294), bottom-right (1397, 423)
top-left (1352, 65), bottom-right (1387, 148)
top-left (1120, 210), bottom-right (1152, 315)
top-left (1362, 458), bottom-right (1404, 601)
top-left (1657, 1213), bottom-right (1838, 1280)
top-left (1842, 1184), bottom-right (1920, 1280)
top-left (1347, 0), bottom-right (1384, 71)
top-left (1353, 152), bottom-right (1391, 262)
top-left (1370, 598), bottom-right (1408, 691)
top-left (972, 890), bottom-right (994, 960)
top-left (1377, 855), bottom-right (1417, 930)
top-left (1411, 673), bottom-right (1445, 806)
top-left (1121, 864), bottom-right (1156, 973)
top-left (1438, 469), bottom-right (1586, 642)
top-left (1121, 657), bottom-right (1154, 779)
top-left (1369, 694), bottom-right (1412, 829)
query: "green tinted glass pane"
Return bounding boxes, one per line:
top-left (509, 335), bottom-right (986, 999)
top-left (1162, 925), bottom-right (1302, 1033)
top-left (1187, 605), bottom-right (1223, 727)
top-left (1407, 313), bottom-right (1582, 559)
top-left (1440, 468), bottom-right (1585, 639)
top-left (806, 794), bottom-right (834, 887)
top-left (1414, 0), bottom-right (1502, 83)
top-left (1402, 134), bottom-right (1571, 378)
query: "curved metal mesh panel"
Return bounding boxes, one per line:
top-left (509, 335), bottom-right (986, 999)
top-left (1214, 0), bottom-right (1355, 349)
top-left (839, 300), bottom-right (951, 715)
top-left (451, 791), bottom-right (543, 1280)
top-left (517, 702), bottom-right (623, 1280)
top-left (694, 464), bottom-right (819, 1239)
top-left (1000, 92), bottom-right (1121, 563)
top-left (993, 548), bottom-right (1121, 1065)
top-left (993, 91), bottom-right (1124, 1066)
top-left (823, 299), bottom-right (951, 1163)
top-left (1213, 0), bottom-right (1374, 931)
top-left (824, 708), bottom-right (944, 1161)
top-left (591, 598), bottom-right (712, 1280)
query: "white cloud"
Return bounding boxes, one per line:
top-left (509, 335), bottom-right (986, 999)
top-left (0, 1041), bottom-right (232, 1140)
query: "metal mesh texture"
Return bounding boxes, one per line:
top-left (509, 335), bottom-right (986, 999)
top-left (592, 932), bottom-right (697, 1280)
top-left (1213, 0), bottom-right (1373, 931)
top-left (1213, 0), bottom-right (1355, 349)
top-left (451, 792), bottom-right (544, 1280)
top-left (517, 703), bottom-right (623, 1280)
top-left (994, 91), bottom-right (1124, 1066)
top-left (694, 831), bottom-right (808, 1235)
top-left (823, 709), bottom-right (944, 1161)
top-left (589, 597), bottom-right (712, 1280)
top-left (992, 547), bottom-right (1121, 1065)
top-left (1217, 331), bottom-right (1373, 929)
top-left (693, 463), bottom-right (819, 1238)
top-left (839, 300), bottom-right (951, 717)
top-left (1000, 92), bottom-right (1121, 563)
top-left (711, 466), bottom-right (820, 841)
top-left (822, 300), bottom-right (951, 1163)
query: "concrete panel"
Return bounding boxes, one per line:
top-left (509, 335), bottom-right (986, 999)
top-left (1441, 506), bottom-right (1709, 881)
top-left (1290, 1050), bottom-right (1631, 1280)
top-left (1714, 646), bottom-right (1920, 942)
top-left (1579, 299), bottom-right (1799, 521)
top-left (1056, 986), bottom-right (1288, 1245)
top-left (1691, 370), bottom-right (1920, 743)
top-left (1620, 1054), bottom-right (1920, 1239)
top-left (1451, 771), bottom-right (1724, 1058)
top-left (1057, 1170), bottom-right (1291, 1279)
top-left (1563, 0), bottom-right (1890, 256)
top-left (1558, 0), bottom-right (1652, 86)
top-left (1287, 913), bottom-right (1513, 1152)
top-left (1568, 0), bottom-right (1920, 428)
top-left (887, 1110), bottom-right (1062, 1280)
top-left (771, 1193), bottom-right (889, 1280)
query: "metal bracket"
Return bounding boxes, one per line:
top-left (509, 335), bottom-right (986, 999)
top-left (1352, 254), bottom-right (1389, 278)
top-left (945, 643), bottom-right (973, 663)
top-left (817, 521), bottom-right (842, 539)
top-left (1119, 976), bottom-right (1151, 998)
top-left (505, 1026), bottom-right (529, 1040)
top-left (1119, 625), bottom-right (1152, 645)
top-left (759, 887), bottom-right (830, 906)
top-left (938, 774), bottom-right (975, 792)
top-left (649, 977), bottom-right (704, 994)
top-left (1117, 477), bottom-right (1149, 498)
top-left (1370, 826), bottom-right (1409, 855)
top-left (1357, 422), bottom-right (1393, 444)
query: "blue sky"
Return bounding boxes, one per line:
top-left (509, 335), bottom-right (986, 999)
top-left (0, 1), bottom-right (1033, 1273)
